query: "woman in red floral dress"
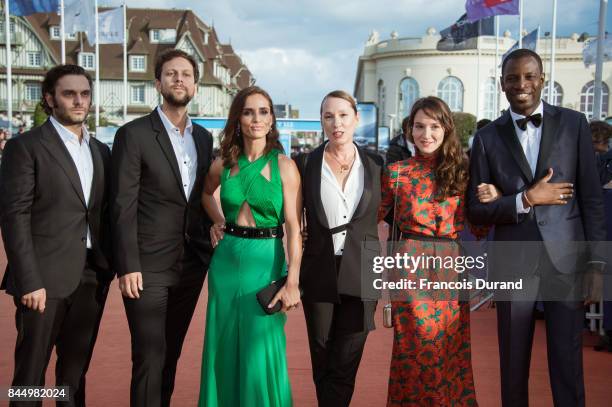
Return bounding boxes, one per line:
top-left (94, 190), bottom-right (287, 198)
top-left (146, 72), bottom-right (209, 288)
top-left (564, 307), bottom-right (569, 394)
top-left (378, 96), bottom-right (494, 406)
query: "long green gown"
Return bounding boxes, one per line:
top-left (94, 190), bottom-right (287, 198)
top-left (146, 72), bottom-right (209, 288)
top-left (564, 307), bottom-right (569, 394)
top-left (199, 150), bottom-right (292, 407)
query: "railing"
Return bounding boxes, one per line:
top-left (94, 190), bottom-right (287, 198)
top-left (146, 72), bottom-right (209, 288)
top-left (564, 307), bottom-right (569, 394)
top-left (0, 32), bottom-right (23, 45)
top-left (0, 99), bottom-right (38, 111)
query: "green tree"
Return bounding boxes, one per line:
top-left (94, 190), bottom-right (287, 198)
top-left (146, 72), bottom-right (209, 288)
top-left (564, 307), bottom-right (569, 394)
top-left (452, 112), bottom-right (476, 149)
top-left (32, 102), bottom-right (48, 129)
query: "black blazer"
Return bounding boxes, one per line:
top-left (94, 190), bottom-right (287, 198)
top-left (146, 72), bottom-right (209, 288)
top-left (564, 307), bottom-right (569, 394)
top-left (111, 109), bottom-right (213, 276)
top-left (297, 142), bottom-right (382, 303)
top-left (467, 102), bottom-right (606, 274)
top-left (0, 119), bottom-right (112, 298)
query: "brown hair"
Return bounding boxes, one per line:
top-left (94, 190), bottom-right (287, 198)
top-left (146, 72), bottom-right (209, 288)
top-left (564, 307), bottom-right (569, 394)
top-left (154, 49), bottom-right (199, 82)
top-left (320, 90), bottom-right (358, 115)
top-left (406, 96), bottom-right (468, 200)
top-left (220, 86), bottom-right (283, 167)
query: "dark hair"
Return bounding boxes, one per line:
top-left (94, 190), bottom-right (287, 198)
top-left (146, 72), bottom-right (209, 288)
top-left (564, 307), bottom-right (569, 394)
top-left (220, 86), bottom-right (283, 167)
top-left (590, 120), bottom-right (612, 143)
top-left (476, 118), bottom-right (492, 130)
top-left (154, 49), bottom-right (199, 82)
top-left (406, 96), bottom-right (468, 200)
top-left (320, 90), bottom-right (358, 115)
top-left (401, 115), bottom-right (411, 134)
top-left (41, 64), bottom-right (93, 115)
top-left (502, 48), bottom-right (543, 76)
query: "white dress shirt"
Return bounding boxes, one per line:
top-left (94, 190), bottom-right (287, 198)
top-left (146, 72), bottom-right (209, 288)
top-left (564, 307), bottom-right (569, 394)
top-left (50, 116), bottom-right (93, 248)
top-left (511, 101), bottom-right (544, 214)
top-left (157, 106), bottom-right (198, 198)
top-left (320, 144), bottom-right (364, 255)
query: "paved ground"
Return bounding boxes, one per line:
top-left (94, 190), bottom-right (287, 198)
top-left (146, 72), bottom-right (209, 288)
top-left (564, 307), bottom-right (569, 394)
top-left (1, 236), bottom-right (611, 406)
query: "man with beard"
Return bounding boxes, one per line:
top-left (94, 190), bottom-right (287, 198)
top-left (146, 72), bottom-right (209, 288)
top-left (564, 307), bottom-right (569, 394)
top-left (467, 49), bottom-right (605, 407)
top-left (0, 65), bottom-right (113, 406)
top-left (111, 49), bottom-right (213, 407)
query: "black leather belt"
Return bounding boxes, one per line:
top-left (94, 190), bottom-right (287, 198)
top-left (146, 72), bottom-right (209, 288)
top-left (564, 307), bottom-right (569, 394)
top-left (225, 223), bottom-right (284, 239)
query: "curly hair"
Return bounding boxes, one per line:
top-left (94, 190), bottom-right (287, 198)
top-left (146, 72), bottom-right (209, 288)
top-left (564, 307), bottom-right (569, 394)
top-left (406, 96), bottom-right (468, 200)
top-left (219, 86), bottom-right (283, 167)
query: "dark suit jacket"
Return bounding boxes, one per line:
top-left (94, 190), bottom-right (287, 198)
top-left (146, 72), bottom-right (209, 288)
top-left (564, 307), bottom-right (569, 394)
top-left (467, 102), bottom-right (606, 275)
top-left (111, 109), bottom-right (213, 276)
top-left (297, 142), bottom-right (382, 303)
top-left (0, 119), bottom-right (112, 298)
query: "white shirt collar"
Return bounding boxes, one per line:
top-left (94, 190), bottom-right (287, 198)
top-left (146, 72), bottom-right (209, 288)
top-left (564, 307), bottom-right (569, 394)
top-left (509, 100), bottom-right (544, 121)
top-left (49, 115), bottom-right (90, 145)
top-left (157, 105), bottom-right (193, 134)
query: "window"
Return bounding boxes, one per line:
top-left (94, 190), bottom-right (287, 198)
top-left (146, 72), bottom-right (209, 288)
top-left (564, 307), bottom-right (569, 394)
top-left (399, 77), bottom-right (419, 119)
top-left (0, 21), bottom-right (15, 34)
top-left (580, 81), bottom-right (609, 120)
top-left (543, 81), bottom-right (563, 107)
top-left (482, 77), bottom-right (497, 120)
top-left (377, 80), bottom-right (386, 125)
top-left (79, 52), bottom-right (95, 70)
top-left (131, 85), bottom-right (145, 104)
top-left (50, 26), bottom-right (76, 40)
top-left (129, 55), bottom-right (146, 72)
top-left (150, 29), bottom-right (176, 43)
top-left (437, 76), bottom-right (464, 112)
top-left (26, 52), bottom-right (42, 67)
top-left (50, 26), bottom-right (60, 39)
top-left (25, 83), bottom-right (41, 101)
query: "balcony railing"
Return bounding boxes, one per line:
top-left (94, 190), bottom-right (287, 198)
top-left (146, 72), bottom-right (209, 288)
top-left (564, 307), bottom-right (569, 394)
top-left (0, 99), bottom-right (38, 111)
top-left (0, 32), bottom-right (24, 46)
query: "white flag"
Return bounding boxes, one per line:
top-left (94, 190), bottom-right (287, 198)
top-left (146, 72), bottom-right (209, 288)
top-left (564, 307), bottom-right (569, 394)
top-left (64, 0), bottom-right (94, 35)
top-left (501, 27), bottom-right (539, 64)
top-left (583, 37), bottom-right (612, 68)
top-left (87, 6), bottom-right (124, 46)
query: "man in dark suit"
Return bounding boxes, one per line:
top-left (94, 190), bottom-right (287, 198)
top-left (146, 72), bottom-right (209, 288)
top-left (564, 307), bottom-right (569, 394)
top-left (467, 49), bottom-right (606, 407)
top-left (111, 49), bottom-right (213, 407)
top-left (0, 65), bottom-right (113, 406)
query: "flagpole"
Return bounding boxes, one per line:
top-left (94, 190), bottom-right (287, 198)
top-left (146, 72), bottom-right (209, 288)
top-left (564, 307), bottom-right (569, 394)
top-left (4, 0), bottom-right (12, 136)
top-left (548, 0), bottom-right (557, 104)
top-left (519, 0), bottom-right (524, 48)
top-left (495, 15), bottom-right (500, 116)
top-left (123, 1), bottom-right (127, 123)
top-left (593, 0), bottom-right (608, 120)
top-left (95, 0), bottom-right (99, 129)
top-left (60, 0), bottom-right (65, 64)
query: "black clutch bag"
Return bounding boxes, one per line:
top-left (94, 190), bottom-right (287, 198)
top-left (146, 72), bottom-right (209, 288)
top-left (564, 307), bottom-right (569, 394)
top-left (256, 276), bottom-right (303, 315)
top-left (256, 276), bottom-right (287, 314)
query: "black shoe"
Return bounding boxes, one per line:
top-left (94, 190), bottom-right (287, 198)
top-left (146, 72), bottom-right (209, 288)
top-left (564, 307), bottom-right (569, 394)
top-left (593, 333), bottom-right (612, 352)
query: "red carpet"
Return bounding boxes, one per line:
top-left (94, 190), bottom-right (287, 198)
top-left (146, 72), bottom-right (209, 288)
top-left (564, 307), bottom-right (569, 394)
top-left (1, 241), bottom-right (611, 406)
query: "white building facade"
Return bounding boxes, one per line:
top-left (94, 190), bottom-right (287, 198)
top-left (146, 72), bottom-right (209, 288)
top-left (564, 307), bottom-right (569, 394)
top-left (355, 28), bottom-right (611, 134)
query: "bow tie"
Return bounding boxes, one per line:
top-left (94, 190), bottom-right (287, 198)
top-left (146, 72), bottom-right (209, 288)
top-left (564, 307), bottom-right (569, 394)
top-left (515, 113), bottom-right (542, 131)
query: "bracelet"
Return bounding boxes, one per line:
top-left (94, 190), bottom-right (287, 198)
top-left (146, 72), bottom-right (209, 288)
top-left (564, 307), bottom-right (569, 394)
top-left (522, 191), bottom-right (533, 208)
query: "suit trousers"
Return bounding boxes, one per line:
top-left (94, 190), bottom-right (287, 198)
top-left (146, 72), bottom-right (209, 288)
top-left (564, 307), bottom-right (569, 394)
top-left (497, 253), bottom-right (585, 407)
top-left (303, 257), bottom-right (376, 407)
top-left (10, 262), bottom-right (109, 407)
top-left (123, 247), bottom-right (206, 407)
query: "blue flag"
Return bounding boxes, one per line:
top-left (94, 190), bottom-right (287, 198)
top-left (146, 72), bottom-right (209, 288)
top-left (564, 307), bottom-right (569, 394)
top-left (501, 27), bottom-right (539, 63)
top-left (437, 14), bottom-right (494, 51)
top-left (87, 6), bottom-right (124, 46)
top-left (8, 0), bottom-right (59, 16)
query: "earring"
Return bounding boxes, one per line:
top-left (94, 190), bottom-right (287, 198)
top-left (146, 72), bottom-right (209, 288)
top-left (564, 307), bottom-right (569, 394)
top-left (236, 125), bottom-right (241, 138)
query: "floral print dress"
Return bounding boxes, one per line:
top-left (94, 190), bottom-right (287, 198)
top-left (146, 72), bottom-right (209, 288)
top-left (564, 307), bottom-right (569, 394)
top-left (378, 154), bottom-right (483, 406)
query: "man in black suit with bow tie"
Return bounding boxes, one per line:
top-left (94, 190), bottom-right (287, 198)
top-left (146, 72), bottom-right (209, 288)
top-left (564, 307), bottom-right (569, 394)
top-left (467, 49), bottom-right (606, 407)
top-left (1, 65), bottom-right (113, 406)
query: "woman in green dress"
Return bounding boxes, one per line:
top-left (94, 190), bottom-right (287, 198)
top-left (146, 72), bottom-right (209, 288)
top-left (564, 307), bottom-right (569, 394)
top-left (199, 86), bottom-right (302, 407)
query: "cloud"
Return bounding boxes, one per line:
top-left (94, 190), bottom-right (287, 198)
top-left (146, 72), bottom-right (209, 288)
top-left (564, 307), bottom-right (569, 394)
top-left (109, 0), bottom-right (609, 117)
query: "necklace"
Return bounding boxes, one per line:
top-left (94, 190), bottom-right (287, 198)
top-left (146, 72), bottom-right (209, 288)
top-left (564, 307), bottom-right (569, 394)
top-left (325, 146), bottom-right (355, 174)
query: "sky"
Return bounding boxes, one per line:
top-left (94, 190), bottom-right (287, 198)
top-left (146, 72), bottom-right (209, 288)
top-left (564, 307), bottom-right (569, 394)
top-left (105, 0), bottom-right (611, 117)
